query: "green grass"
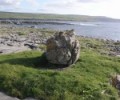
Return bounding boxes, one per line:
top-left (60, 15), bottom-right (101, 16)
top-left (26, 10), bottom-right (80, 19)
top-left (0, 26), bottom-right (119, 99)
top-left (0, 49), bottom-right (120, 100)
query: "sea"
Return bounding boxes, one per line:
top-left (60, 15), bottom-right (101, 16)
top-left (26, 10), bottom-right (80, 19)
top-left (19, 21), bottom-right (120, 41)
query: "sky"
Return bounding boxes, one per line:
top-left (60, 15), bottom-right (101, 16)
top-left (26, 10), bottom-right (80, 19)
top-left (0, 0), bottom-right (120, 19)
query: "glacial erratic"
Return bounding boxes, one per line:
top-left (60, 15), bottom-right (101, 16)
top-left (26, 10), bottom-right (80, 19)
top-left (46, 29), bottom-right (80, 65)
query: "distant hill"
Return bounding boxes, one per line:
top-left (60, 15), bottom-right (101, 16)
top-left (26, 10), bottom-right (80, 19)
top-left (0, 11), bottom-right (119, 22)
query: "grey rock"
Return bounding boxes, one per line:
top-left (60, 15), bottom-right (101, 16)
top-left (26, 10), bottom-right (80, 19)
top-left (108, 52), bottom-right (117, 56)
top-left (0, 92), bottom-right (19, 100)
top-left (24, 43), bottom-right (38, 50)
top-left (111, 75), bottom-right (120, 90)
top-left (7, 43), bottom-right (14, 46)
top-left (46, 29), bottom-right (80, 65)
top-left (0, 92), bottom-right (38, 100)
top-left (23, 98), bottom-right (38, 100)
top-left (16, 37), bottom-right (26, 42)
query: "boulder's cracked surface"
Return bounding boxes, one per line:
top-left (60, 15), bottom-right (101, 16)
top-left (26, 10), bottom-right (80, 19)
top-left (46, 29), bottom-right (80, 65)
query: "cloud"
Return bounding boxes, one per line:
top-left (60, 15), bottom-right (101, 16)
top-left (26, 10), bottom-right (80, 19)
top-left (0, 0), bottom-right (40, 12)
top-left (39, 0), bottom-right (120, 19)
top-left (0, 0), bottom-right (39, 7)
top-left (45, 0), bottom-right (99, 9)
top-left (0, 0), bottom-right (21, 6)
top-left (77, 0), bottom-right (95, 3)
top-left (77, 0), bottom-right (112, 3)
top-left (77, 0), bottom-right (100, 3)
top-left (47, 2), bottom-right (73, 8)
top-left (26, 0), bottom-right (39, 7)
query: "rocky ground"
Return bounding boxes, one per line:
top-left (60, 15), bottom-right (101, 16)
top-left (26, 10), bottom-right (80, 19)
top-left (0, 24), bottom-right (120, 56)
top-left (0, 25), bottom-right (54, 54)
top-left (78, 36), bottom-right (120, 57)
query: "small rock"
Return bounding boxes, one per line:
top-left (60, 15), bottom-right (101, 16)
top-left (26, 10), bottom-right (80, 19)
top-left (108, 52), bottom-right (117, 56)
top-left (0, 92), bottom-right (19, 100)
top-left (24, 43), bottom-right (38, 50)
top-left (116, 55), bottom-right (120, 57)
top-left (7, 43), bottom-right (14, 46)
top-left (23, 98), bottom-right (38, 100)
top-left (111, 75), bottom-right (120, 90)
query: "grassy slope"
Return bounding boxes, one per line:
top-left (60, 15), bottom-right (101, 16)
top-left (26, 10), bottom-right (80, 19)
top-left (0, 39), bottom-right (120, 100)
top-left (0, 11), bottom-right (117, 21)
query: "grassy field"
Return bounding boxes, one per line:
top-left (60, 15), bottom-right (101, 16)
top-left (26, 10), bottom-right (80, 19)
top-left (0, 37), bottom-right (120, 100)
top-left (0, 11), bottom-right (118, 22)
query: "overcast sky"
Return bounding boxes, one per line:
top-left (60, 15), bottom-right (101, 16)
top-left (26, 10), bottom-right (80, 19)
top-left (0, 0), bottom-right (120, 19)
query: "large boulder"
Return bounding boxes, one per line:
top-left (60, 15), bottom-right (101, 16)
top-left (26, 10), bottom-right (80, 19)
top-left (46, 29), bottom-right (80, 65)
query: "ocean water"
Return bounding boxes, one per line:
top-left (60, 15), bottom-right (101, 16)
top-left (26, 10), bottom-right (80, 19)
top-left (21, 21), bottom-right (120, 41)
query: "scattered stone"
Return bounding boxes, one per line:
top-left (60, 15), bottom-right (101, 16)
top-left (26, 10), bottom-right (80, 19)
top-left (0, 50), bottom-right (3, 54)
top-left (24, 43), bottom-right (38, 50)
top-left (0, 92), bottom-right (19, 100)
top-left (0, 92), bottom-right (38, 100)
top-left (7, 43), bottom-right (14, 46)
top-left (0, 31), bottom-right (47, 54)
top-left (108, 52), bottom-right (117, 56)
top-left (111, 75), bottom-right (120, 90)
top-left (46, 29), bottom-right (80, 65)
top-left (23, 98), bottom-right (38, 100)
top-left (116, 55), bottom-right (120, 57)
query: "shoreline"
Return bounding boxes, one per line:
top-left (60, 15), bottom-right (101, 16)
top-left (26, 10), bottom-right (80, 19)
top-left (0, 24), bottom-right (120, 56)
top-left (0, 19), bottom-right (73, 25)
top-left (0, 23), bottom-right (119, 42)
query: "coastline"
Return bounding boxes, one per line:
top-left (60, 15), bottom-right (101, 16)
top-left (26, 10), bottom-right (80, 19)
top-left (0, 24), bottom-right (120, 56)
